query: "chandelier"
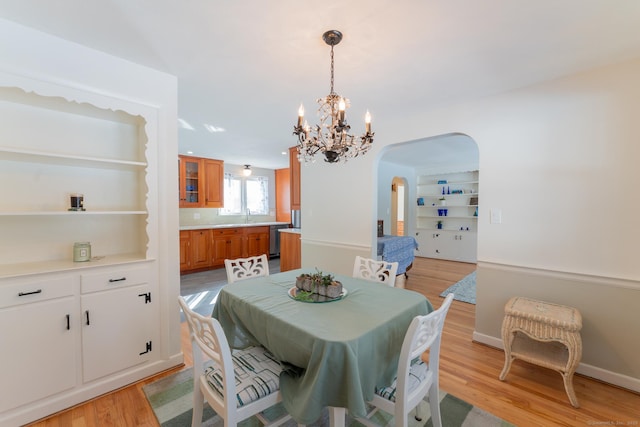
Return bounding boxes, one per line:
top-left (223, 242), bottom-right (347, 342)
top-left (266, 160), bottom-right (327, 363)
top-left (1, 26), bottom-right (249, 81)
top-left (293, 30), bottom-right (374, 163)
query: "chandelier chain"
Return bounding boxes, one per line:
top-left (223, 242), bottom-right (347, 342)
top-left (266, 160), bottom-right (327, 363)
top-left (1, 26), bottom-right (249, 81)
top-left (330, 44), bottom-right (335, 95)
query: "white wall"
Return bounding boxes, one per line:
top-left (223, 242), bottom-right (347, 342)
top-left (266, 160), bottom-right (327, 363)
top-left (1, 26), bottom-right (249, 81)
top-left (302, 57), bottom-right (640, 390)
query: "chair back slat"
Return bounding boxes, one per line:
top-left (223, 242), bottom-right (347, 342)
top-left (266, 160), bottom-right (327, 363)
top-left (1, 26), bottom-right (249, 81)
top-left (225, 254), bottom-right (269, 283)
top-left (352, 256), bottom-right (399, 287)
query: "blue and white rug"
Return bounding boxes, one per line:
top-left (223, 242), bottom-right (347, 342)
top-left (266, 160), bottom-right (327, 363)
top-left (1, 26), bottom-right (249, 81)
top-left (440, 271), bottom-right (476, 304)
top-left (143, 366), bottom-right (514, 426)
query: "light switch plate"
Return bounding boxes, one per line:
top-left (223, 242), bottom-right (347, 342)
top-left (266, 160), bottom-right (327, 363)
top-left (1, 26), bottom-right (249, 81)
top-left (490, 209), bottom-right (502, 224)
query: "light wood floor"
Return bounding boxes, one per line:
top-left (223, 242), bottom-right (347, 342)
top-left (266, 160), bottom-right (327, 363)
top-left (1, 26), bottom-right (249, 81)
top-left (28, 258), bottom-right (639, 426)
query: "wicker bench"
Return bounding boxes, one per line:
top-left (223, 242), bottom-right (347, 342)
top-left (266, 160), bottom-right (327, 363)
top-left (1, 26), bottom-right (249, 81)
top-left (499, 296), bottom-right (582, 407)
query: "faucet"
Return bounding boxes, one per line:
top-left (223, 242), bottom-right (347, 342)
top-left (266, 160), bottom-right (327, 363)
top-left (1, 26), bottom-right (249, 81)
top-left (245, 208), bottom-right (250, 224)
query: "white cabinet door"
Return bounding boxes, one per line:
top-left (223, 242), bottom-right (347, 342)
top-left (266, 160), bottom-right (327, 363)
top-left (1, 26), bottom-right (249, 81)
top-left (0, 297), bottom-right (77, 412)
top-left (414, 229), bottom-right (443, 258)
top-left (414, 229), bottom-right (477, 262)
top-left (81, 284), bottom-right (157, 383)
top-left (451, 232), bottom-right (477, 263)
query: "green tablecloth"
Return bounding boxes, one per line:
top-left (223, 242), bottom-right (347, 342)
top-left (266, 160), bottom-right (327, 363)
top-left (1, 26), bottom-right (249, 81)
top-left (211, 269), bottom-right (433, 424)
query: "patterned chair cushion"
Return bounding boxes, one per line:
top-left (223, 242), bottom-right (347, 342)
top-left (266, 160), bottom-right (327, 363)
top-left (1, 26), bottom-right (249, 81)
top-left (375, 360), bottom-right (428, 402)
top-left (204, 346), bottom-right (283, 407)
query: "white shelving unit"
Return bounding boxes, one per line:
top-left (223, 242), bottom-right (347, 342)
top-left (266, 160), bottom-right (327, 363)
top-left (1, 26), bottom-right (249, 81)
top-left (0, 86), bottom-right (151, 274)
top-left (415, 170), bottom-right (478, 263)
top-left (0, 72), bottom-right (172, 426)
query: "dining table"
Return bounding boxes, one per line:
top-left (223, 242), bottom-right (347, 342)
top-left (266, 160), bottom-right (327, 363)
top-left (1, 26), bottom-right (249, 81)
top-left (211, 268), bottom-right (433, 425)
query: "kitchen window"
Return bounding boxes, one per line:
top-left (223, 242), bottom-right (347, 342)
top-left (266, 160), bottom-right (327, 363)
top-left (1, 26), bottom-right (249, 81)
top-left (221, 173), bottom-right (269, 215)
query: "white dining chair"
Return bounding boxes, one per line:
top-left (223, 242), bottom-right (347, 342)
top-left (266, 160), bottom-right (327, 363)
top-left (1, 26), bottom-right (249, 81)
top-left (224, 254), bottom-right (270, 284)
top-left (352, 256), bottom-right (399, 287)
top-left (178, 296), bottom-right (291, 427)
top-left (354, 293), bottom-right (455, 427)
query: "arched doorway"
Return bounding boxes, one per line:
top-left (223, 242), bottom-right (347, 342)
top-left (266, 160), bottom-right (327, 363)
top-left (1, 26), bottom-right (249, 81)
top-left (376, 133), bottom-right (479, 261)
top-left (391, 176), bottom-right (407, 236)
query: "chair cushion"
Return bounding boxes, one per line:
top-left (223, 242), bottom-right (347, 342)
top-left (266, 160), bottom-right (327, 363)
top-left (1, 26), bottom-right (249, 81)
top-left (204, 346), bottom-right (283, 407)
top-left (375, 360), bottom-right (428, 402)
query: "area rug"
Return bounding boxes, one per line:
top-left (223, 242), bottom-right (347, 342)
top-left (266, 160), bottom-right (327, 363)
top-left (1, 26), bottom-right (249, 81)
top-left (143, 366), bottom-right (513, 427)
top-left (440, 271), bottom-right (476, 304)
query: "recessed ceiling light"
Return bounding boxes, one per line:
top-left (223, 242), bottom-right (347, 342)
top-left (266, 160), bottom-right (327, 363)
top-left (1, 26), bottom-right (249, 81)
top-left (178, 118), bottom-right (194, 130)
top-left (187, 151), bottom-right (193, 154)
top-left (203, 124), bottom-right (226, 133)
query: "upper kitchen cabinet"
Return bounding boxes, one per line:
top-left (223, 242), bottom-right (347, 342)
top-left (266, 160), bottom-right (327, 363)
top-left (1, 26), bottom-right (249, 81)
top-left (203, 158), bottom-right (223, 208)
top-left (289, 146), bottom-right (301, 210)
top-left (178, 156), bottom-right (203, 207)
top-left (275, 168), bottom-right (291, 223)
top-left (178, 155), bottom-right (223, 208)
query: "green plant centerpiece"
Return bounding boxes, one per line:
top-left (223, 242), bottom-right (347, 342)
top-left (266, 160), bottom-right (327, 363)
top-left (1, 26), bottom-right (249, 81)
top-left (295, 269), bottom-right (343, 300)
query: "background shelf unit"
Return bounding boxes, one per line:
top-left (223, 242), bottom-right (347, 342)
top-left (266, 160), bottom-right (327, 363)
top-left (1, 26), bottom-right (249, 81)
top-left (415, 170), bottom-right (478, 263)
top-left (416, 170), bottom-right (479, 232)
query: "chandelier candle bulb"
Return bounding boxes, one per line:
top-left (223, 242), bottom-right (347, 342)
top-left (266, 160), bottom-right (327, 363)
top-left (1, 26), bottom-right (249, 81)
top-left (298, 104), bottom-right (304, 127)
top-left (365, 110), bottom-right (372, 133)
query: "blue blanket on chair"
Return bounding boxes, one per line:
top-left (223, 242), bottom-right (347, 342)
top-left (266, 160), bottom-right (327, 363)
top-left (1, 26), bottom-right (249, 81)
top-left (377, 235), bottom-right (418, 275)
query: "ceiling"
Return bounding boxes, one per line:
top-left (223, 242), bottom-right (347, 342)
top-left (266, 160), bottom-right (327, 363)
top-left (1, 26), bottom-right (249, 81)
top-left (2, 1), bottom-right (640, 170)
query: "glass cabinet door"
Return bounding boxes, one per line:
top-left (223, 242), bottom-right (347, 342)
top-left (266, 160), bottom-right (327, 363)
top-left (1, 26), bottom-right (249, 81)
top-left (179, 156), bottom-right (202, 207)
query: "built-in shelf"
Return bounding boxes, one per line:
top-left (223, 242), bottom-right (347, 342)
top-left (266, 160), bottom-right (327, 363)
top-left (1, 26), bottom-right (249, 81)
top-left (0, 254), bottom-right (153, 280)
top-left (0, 211), bottom-right (147, 216)
top-left (0, 147), bottom-right (146, 168)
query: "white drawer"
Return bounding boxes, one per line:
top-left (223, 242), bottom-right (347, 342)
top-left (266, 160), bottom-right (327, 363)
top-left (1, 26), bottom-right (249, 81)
top-left (81, 265), bottom-right (150, 294)
top-left (0, 276), bottom-right (73, 309)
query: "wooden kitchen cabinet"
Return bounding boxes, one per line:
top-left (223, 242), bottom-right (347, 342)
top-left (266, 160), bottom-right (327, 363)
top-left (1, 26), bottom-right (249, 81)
top-left (178, 155), bottom-right (224, 208)
top-left (180, 225), bottom-right (274, 273)
top-left (190, 229), bottom-right (211, 270)
top-left (245, 226), bottom-right (269, 257)
top-left (280, 231), bottom-right (301, 272)
top-left (178, 155), bottom-right (203, 207)
top-left (275, 167), bottom-right (291, 223)
top-left (203, 158), bottom-right (224, 208)
top-left (289, 146), bottom-right (301, 210)
top-left (179, 230), bottom-right (191, 272)
top-left (211, 228), bottom-right (244, 267)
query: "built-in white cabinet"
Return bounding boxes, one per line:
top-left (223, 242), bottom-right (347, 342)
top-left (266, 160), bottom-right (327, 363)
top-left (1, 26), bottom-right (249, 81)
top-left (0, 69), bottom-right (176, 426)
top-left (80, 265), bottom-right (157, 383)
top-left (0, 276), bottom-right (76, 413)
top-left (415, 229), bottom-right (478, 263)
top-left (415, 170), bottom-right (478, 263)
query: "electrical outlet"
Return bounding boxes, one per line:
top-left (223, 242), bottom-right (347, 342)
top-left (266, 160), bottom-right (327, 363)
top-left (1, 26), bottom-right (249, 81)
top-left (193, 213), bottom-right (200, 219)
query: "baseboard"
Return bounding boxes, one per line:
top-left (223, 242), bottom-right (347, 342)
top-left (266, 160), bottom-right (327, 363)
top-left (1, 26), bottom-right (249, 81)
top-left (472, 331), bottom-right (640, 393)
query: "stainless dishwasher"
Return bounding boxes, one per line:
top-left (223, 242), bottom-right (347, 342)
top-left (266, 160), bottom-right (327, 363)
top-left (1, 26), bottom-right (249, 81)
top-left (269, 224), bottom-right (289, 257)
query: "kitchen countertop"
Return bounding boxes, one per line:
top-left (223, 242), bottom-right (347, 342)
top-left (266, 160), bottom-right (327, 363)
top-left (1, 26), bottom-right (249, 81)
top-left (180, 222), bottom-right (290, 231)
top-left (280, 228), bottom-right (301, 234)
